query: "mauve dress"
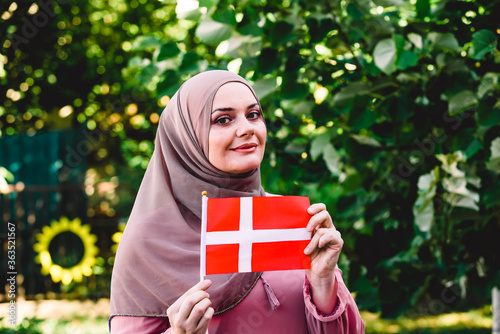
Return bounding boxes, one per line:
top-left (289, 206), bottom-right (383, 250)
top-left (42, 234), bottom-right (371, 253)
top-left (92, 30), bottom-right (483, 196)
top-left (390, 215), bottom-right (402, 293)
top-left (110, 268), bottom-right (365, 333)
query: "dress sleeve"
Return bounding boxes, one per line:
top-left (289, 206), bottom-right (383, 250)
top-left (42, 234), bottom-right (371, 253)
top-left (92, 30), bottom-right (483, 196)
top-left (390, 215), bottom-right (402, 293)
top-left (303, 268), bottom-right (365, 333)
top-left (110, 315), bottom-right (170, 334)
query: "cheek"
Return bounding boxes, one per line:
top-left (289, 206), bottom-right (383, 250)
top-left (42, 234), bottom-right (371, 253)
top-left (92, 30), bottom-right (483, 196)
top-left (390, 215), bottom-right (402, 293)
top-left (207, 131), bottom-right (217, 162)
top-left (208, 129), bottom-right (228, 161)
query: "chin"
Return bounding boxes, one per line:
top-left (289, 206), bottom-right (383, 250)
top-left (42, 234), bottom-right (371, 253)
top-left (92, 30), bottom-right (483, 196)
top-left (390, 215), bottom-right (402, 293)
top-left (230, 166), bottom-right (258, 174)
top-left (229, 162), bottom-right (260, 174)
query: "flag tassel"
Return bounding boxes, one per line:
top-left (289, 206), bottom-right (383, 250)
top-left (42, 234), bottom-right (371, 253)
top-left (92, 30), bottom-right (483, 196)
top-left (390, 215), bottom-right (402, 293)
top-left (261, 276), bottom-right (280, 311)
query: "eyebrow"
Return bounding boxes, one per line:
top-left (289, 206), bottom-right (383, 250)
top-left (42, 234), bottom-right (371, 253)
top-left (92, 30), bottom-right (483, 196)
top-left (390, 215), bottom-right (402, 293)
top-left (212, 103), bottom-right (260, 114)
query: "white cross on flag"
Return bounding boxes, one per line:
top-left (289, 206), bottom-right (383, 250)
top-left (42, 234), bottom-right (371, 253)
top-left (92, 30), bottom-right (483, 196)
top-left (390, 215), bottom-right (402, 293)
top-left (200, 195), bottom-right (312, 276)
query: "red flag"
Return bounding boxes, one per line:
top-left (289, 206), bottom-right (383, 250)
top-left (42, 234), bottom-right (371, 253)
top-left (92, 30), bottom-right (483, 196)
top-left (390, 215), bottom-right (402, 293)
top-left (200, 196), bottom-right (311, 276)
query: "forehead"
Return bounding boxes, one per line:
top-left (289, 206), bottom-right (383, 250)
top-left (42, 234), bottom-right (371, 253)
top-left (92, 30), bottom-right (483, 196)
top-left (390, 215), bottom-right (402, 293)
top-left (212, 82), bottom-right (257, 106)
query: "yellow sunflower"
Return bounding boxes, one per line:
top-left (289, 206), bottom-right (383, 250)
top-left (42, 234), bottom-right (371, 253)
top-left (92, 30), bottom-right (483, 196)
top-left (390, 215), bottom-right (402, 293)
top-left (111, 222), bottom-right (126, 254)
top-left (33, 217), bottom-right (99, 285)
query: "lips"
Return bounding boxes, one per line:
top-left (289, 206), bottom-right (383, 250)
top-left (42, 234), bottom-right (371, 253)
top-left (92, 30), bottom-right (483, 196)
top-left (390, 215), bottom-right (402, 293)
top-left (231, 143), bottom-right (258, 152)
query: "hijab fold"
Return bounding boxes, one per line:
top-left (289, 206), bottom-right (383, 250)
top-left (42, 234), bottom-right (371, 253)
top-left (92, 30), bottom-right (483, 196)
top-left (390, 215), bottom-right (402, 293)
top-left (110, 71), bottom-right (266, 319)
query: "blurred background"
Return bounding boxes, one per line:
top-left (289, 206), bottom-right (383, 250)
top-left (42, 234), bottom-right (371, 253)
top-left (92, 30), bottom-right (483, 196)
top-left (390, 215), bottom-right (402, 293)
top-left (0, 0), bottom-right (499, 332)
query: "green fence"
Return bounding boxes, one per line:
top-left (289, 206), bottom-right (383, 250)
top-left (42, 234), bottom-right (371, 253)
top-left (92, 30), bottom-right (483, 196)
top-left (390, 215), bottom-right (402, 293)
top-left (0, 127), bottom-right (114, 299)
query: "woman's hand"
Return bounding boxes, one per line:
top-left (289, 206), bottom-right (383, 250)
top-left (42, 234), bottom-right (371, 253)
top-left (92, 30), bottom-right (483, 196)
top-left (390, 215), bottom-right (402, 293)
top-left (304, 203), bottom-right (343, 314)
top-left (166, 280), bottom-right (214, 334)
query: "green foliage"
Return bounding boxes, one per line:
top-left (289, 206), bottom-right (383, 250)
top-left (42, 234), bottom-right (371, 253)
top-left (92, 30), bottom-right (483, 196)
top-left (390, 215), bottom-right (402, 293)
top-left (1, 0), bottom-right (500, 318)
top-left (0, 318), bottom-right (43, 334)
top-left (0, 316), bottom-right (108, 334)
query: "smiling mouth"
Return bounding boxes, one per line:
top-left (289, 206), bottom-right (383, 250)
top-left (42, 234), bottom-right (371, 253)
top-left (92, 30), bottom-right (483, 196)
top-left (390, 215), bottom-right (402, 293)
top-left (231, 143), bottom-right (258, 152)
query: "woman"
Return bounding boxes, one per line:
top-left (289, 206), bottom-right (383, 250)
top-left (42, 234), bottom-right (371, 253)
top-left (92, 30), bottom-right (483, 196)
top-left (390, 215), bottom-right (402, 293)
top-left (110, 70), bottom-right (365, 333)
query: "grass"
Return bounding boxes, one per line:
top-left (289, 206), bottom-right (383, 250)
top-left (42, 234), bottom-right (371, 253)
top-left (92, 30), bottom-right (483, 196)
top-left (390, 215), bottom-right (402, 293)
top-left (361, 306), bottom-right (492, 333)
top-left (0, 316), bottom-right (109, 334)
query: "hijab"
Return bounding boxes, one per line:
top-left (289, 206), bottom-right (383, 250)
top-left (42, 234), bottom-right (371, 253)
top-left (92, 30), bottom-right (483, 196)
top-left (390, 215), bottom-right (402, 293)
top-left (110, 70), bottom-right (266, 319)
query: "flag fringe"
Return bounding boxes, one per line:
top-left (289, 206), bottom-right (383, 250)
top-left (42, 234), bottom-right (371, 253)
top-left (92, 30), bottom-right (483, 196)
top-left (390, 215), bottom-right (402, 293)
top-left (261, 276), bottom-right (280, 311)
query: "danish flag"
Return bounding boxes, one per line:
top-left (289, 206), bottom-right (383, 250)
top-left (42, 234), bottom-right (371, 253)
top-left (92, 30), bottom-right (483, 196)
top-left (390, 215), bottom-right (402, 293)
top-left (200, 195), bottom-right (312, 276)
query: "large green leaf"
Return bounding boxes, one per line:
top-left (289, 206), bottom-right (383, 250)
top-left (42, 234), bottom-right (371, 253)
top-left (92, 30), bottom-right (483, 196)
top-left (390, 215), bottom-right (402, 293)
top-left (477, 95), bottom-right (500, 127)
top-left (252, 78), bottom-right (277, 100)
top-left (323, 143), bottom-right (342, 176)
top-left (211, 7), bottom-right (237, 26)
top-left (407, 33), bottom-right (423, 49)
top-left (472, 29), bottom-right (497, 60)
top-left (436, 151), bottom-right (480, 211)
top-left (428, 32), bottom-right (461, 52)
top-left (346, 3), bottom-right (365, 19)
top-left (413, 167), bottom-right (439, 234)
top-left (416, 0), bottom-right (430, 18)
top-left (397, 50), bottom-right (419, 70)
top-left (373, 38), bottom-right (397, 74)
top-left (477, 72), bottom-right (500, 98)
top-left (157, 69), bottom-right (180, 94)
top-left (448, 90), bottom-right (478, 116)
top-left (179, 52), bottom-right (200, 72)
top-left (195, 19), bottom-right (233, 45)
top-left (442, 181), bottom-right (481, 212)
top-left (486, 137), bottom-right (500, 174)
top-left (130, 35), bottom-right (162, 51)
top-left (175, 0), bottom-right (203, 20)
top-left (217, 35), bottom-right (262, 59)
top-left (157, 41), bottom-right (181, 60)
top-left (310, 133), bottom-right (331, 161)
top-left (332, 81), bottom-right (371, 105)
top-left (350, 134), bottom-right (382, 147)
top-left (138, 64), bottom-right (159, 84)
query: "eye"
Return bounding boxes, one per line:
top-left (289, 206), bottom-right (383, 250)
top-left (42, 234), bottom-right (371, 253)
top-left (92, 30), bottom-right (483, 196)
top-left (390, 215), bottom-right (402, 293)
top-left (247, 110), bottom-right (262, 120)
top-left (214, 116), bottom-right (232, 125)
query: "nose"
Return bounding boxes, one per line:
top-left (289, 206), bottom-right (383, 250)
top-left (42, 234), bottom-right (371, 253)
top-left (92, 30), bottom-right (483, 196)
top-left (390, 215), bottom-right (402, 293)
top-left (235, 117), bottom-right (255, 137)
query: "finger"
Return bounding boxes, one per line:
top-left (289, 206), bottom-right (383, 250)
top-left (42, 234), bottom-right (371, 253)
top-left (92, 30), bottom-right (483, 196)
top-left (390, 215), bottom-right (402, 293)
top-left (196, 307), bottom-right (215, 333)
top-left (185, 298), bottom-right (212, 332)
top-left (304, 229), bottom-right (321, 255)
top-left (307, 203), bottom-right (326, 215)
top-left (185, 279), bottom-right (212, 295)
top-left (304, 228), bottom-right (342, 255)
top-left (178, 280), bottom-right (212, 304)
top-left (168, 280), bottom-right (211, 316)
top-left (317, 229), bottom-right (342, 249)
top-left (177, 290), bottom-right (211, 321)
top-left (187, 297), bottom-right (212, 322)
top-left (306, 209), bottom-right (333, 232)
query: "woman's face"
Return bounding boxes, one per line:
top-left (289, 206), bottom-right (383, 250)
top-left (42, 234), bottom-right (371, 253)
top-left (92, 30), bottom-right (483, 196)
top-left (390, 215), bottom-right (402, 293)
top-left (208, 82), bottom-right (267, 174)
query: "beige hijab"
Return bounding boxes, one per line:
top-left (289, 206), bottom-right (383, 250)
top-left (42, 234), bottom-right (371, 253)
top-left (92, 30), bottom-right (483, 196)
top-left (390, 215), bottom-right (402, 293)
top-left (110, 71), bottom-right (265, 319)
